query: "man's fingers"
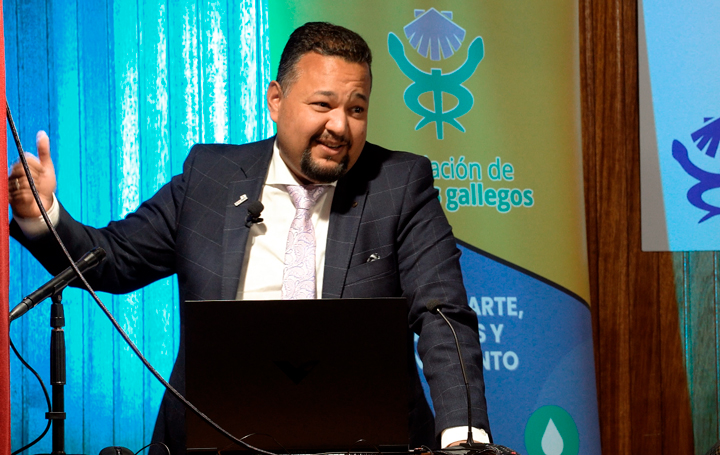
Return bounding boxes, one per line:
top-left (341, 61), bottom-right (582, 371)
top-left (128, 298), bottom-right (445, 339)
top-left (36, 130), bottom-right (53, 168)
top-left (6, 131), bottom-right (56, 219)
top-left (8, 161), bottom-right (26, 180)
top-left (23, 153), bottom-right (43, 171)
top-left (8, 154), bottom-right (43, 180)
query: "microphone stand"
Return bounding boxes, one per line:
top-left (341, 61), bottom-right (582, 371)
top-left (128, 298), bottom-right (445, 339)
top-left (41, 291), bottom-right (82, 455)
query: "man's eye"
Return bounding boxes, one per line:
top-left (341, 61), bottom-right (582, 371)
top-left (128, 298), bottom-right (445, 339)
top-left (314, 102), bottom-right (330, 108)
top-left (352, 106), bottom-right (365, 114)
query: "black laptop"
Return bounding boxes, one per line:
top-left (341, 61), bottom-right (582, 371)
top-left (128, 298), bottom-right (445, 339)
top-left (183, 298), bottom-right (410, 453)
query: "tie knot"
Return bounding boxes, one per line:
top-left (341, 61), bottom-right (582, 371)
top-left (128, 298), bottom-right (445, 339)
top-left (287, 185), bottom-right (328, 211)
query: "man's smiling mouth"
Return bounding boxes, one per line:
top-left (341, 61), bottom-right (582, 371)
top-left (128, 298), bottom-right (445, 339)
top-left (316, 140), bottom-right (348, 153)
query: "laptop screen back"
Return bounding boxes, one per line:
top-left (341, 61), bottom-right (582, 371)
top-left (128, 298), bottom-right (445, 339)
top-left (183, 298), bottom-right (410, 453)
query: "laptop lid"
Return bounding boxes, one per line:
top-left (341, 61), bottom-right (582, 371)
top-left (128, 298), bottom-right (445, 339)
top-left (183, 298), bottom-right (410, 453)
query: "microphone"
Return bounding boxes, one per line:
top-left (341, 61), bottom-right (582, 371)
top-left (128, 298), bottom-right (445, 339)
top-left (9, 247), bottom-right (107, 322)
top-left (245, 201), bottom-right (264, 227)
top-left (426, 299), bottom-right (475, 445)
top-left (427, 301), bottom-right (519, 454)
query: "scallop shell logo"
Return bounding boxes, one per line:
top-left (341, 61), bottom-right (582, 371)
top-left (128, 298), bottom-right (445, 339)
top-left (404, 9), bottom-right (466, 61)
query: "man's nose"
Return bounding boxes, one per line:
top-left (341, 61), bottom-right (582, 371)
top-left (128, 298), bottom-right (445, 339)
top-left (325, 108), bottom-right (349, 137)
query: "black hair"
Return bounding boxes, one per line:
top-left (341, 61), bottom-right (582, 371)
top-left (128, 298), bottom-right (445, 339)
top-left (276, 22), bottom-right (372, 91)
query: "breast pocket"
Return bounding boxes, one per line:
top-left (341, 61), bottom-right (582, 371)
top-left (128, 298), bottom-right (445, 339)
top-left (344, 253), bottom-right (398, 287)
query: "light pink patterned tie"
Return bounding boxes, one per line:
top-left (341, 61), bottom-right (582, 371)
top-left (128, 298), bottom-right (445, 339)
top-left (282, 185), bottom-right (328, 299)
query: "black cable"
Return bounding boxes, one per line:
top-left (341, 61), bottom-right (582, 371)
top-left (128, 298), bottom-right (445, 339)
top-left (347, 438), bottom-right (383, 455)
top-left (6, 103), bottom-right (277, 455)
top-left (134, 441), bottom-right (171, 455)
top-left (237, 432), bottom-right (290, 455)
top-left (433, 309), bottom-right (473, 444)
top-left (8, 336), bottom-right (52, 455)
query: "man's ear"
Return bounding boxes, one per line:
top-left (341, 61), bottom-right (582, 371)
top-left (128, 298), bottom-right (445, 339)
top-left (267, 81), bottom-right (283, 123)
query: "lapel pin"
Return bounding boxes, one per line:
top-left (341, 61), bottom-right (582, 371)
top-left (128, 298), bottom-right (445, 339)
top-left (234, 194), bottom-right (248, 206)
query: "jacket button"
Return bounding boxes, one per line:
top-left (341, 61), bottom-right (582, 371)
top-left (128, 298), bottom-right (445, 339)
top-left (352, 201), bottom-right (358, 208)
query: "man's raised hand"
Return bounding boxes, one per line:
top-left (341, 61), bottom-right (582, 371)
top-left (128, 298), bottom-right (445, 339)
top-left (8, 130), bottom-right (57, 219)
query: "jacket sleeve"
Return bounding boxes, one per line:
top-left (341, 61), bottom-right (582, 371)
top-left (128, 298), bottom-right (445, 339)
top-left (9, 145), bottom-right (198, 294)
top-left (396, 155), bottom-right (491, 439)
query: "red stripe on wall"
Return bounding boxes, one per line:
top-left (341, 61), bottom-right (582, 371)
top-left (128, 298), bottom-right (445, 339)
top-left (0, 2), bottom-right (11, 454)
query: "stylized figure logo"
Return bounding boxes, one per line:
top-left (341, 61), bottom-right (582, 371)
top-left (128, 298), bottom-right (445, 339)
top-left (673, 117), bottom-right (720, 223)
top-left (388, 9), bottom-right (484, 140)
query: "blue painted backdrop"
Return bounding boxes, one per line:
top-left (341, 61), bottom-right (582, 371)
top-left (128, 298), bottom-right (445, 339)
top-left (4, 1), bottom-right (272, 452)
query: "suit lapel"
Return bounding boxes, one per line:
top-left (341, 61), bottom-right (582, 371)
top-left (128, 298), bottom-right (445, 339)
top-left (322, 169), bottom-right (369, 299)
top-left (220, 138), bottom-right (274, 300)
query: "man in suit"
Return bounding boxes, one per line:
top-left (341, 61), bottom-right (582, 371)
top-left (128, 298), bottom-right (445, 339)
top-left (9, 22), bottom-right (490, 453)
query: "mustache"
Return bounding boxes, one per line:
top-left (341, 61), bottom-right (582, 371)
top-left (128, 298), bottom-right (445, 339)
top-left (312, 132), bottom-right (351, 147)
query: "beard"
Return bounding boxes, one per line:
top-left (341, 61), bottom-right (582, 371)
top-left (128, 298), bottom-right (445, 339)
top-left (300, 141), bottom-right (352, 184)
top-left (300, 149), bottom-right (350, 183)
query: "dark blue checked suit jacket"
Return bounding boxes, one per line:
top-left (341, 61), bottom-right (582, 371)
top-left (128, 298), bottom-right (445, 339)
top-left (11, 137), bottom-right (490, 451)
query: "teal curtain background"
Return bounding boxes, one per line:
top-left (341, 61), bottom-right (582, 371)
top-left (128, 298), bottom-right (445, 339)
top-left (4, 0), bottom-right (272, 452)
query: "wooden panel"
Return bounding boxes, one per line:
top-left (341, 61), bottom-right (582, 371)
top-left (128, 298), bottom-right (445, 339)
top-left (580, 0), bottom-right (695, 453)
top-left (680, 251), bottom-right (720, 453)
top-left (662, 252), bottom-right (695, 449)
top-left (581, 0), bottom-right (631, 450)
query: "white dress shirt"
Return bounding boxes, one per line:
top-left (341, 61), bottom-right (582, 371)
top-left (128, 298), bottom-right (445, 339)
top-left (236, 141), bottom-right (335, 300)
top-left (13, 192), bottom-right (61, 238)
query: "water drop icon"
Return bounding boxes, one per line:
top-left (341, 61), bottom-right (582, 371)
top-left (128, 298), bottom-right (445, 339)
top-left (541, 418), bottom-right (564, 455)
top-left (525, 406), bottom-right (579, 455)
